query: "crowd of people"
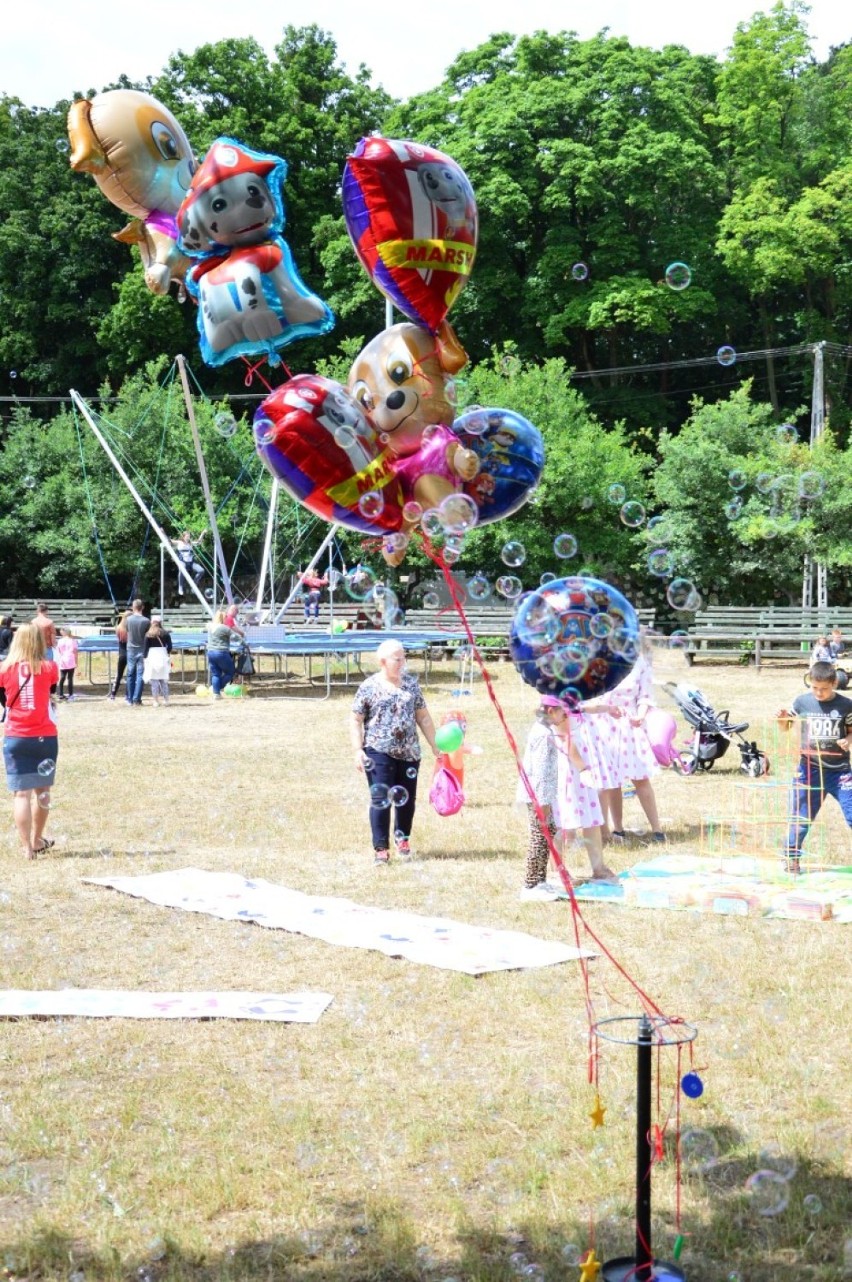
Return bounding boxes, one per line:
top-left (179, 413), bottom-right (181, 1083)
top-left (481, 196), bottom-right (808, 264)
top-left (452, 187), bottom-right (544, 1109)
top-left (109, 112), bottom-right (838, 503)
top-left (3, 597), bottom-right (852, 874)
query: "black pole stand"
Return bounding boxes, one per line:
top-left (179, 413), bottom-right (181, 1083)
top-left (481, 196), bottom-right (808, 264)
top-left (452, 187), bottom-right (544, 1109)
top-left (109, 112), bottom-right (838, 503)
top-left (593, 1014), bottom-right (697, 1282)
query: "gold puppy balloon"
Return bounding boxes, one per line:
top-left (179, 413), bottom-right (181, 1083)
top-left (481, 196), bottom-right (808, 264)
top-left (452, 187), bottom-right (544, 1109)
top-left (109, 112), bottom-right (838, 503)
top-left (67, 89), bottom-right (196, 295)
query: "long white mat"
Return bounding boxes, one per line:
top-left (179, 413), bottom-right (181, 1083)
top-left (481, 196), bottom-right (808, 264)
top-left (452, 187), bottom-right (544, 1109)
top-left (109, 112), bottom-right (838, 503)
top-left (0, 989), bottom-right (332, 1022)
top-left (87, 868), bottom-right (593, 975)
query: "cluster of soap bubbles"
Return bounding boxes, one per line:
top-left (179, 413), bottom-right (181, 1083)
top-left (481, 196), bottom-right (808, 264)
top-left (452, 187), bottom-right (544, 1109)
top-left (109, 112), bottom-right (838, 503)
top-left (369, 783), bottom-right (409, 810)
top-left (725, 443), bottom-right (826, 530)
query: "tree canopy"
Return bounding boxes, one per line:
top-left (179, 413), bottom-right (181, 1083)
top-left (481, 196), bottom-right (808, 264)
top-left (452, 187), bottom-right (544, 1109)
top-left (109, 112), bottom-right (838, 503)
top-left (0, 9), bottom-right (850, 608)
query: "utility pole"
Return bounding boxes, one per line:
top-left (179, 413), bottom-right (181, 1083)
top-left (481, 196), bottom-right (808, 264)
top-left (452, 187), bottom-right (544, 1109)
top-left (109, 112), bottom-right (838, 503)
top-left (802, 342), bottom-right (827, 611)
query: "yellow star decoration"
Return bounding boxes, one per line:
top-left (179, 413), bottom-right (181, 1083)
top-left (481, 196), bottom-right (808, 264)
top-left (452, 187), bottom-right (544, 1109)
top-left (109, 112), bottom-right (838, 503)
top-left (578, 1247), bottom-right (602, 1282)
top-left (589, 1094), bottom-right (606, 1129)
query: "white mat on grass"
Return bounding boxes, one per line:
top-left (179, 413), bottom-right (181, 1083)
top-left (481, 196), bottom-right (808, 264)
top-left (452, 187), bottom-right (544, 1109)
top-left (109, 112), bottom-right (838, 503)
top-left (0, 989), bottom-right (332, 1022)
top-left (87, 868), bottom-right (593, 975)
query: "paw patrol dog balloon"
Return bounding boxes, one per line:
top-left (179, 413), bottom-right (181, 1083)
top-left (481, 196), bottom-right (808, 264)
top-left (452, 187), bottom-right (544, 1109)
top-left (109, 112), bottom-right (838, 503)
top-left (343, 137), bottom-right (477, 333)
top-left (254, 375), bottom-right (403, 535)
top-left (177, 138), bottom-right (334, 368)
top-left (67, 89), bottom-right (196, 295)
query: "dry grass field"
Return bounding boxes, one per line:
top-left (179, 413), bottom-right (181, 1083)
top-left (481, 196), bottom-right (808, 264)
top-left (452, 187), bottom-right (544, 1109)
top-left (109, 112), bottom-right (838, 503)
top-left (0, 646), bottom-right (849, 1282)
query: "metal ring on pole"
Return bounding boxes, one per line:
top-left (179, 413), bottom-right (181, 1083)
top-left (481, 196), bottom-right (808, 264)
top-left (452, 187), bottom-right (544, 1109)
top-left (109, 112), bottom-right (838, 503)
top-left (593, 1014), bottom-right (698, 1047)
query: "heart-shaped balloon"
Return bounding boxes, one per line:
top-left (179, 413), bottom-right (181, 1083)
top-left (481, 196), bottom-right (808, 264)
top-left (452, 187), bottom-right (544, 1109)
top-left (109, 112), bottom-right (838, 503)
top-left (254, 375), bottom-right (403, 535)
top-left (452, 407), bottom-right (545, 525)
top-left (342, 136), bottom-right (477, 333)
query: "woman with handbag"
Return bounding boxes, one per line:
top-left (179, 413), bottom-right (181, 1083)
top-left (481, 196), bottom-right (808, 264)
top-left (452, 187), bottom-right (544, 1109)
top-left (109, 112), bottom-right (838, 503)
top-left (0, 623), bottom-right (59, 860)
top-left (350, 639), bottom-right (439, 864)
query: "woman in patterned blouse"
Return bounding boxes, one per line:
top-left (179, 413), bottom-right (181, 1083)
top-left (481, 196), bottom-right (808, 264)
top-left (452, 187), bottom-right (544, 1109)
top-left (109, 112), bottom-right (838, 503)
top-left (350, 640), bottom-right (439, 864)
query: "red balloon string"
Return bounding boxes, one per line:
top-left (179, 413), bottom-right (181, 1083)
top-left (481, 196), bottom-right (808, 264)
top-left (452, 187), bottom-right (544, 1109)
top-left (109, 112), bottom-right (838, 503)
top-left (428, 545), bottom-right (669, 1024)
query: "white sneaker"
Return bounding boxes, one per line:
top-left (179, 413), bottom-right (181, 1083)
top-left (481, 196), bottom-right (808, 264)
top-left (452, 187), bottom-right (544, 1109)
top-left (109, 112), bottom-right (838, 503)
top-left (519, 882), bottom-right (564, 902)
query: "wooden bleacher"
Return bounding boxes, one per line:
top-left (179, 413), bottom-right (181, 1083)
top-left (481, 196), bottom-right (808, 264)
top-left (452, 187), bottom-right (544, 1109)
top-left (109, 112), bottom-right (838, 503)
top-left (685, 605), bottom-right (852, 667)
top-left (0, 599), bottom-right (116, 631)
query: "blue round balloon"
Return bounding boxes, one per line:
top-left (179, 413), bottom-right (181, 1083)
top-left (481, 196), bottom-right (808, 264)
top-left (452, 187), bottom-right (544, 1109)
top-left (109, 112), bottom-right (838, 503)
top-left (509, 576), bottom-right (640, 701)
top-left (452, 407), bottom-right (544, 525)
top-left (681, 1072), bottom-right (704, 1099)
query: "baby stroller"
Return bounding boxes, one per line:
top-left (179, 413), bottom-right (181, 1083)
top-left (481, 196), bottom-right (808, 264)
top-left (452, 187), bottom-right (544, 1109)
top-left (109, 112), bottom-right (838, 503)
top-left (664, 683), bottom-right (769, 778)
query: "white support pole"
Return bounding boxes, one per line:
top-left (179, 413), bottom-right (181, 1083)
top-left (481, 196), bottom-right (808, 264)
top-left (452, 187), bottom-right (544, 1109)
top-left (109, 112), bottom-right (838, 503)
top-left (71, 389), bottom-right (213, 615)
top-left (159, 544), bottom-right (165, 619)
top-left (176, 354), bottom-right (234, 605)
top-left (806, 342), bottom-right (828, 610)
top-left (385, 298), bottom-right (394, 330)
top-left (256, 478), bottom-right (280, 616)
top-left (272, 523), bottom-right (339, 626)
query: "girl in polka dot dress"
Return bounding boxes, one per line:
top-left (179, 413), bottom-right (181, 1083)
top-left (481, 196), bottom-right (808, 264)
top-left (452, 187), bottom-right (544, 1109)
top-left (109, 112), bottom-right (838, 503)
top-left (605, 640), bottom-right (665, 842)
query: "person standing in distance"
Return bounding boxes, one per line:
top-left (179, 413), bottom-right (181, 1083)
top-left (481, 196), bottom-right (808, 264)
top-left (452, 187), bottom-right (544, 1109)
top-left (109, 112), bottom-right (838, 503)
top-left (32, 602), bottom-right (57, 662)
top-left (124, 599), bottom-right (150, 706)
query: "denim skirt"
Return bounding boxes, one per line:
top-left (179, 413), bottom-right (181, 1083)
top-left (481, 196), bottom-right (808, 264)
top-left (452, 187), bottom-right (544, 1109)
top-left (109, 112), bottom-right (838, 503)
top-left (3, 735), bottom-right (58, 791)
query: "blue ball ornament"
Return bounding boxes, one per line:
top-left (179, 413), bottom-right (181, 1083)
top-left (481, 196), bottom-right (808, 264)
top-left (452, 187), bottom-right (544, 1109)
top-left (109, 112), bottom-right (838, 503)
top-left (681, 1071), bottom-right (704, 1099)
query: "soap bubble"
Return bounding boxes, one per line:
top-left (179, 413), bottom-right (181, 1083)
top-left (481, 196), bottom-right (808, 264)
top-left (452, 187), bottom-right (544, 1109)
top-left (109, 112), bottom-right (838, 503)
top-left (725, 498), bottom-right (743, 521)
top-left (500, 353), bottom-right (521, 377)
top-left (803, 1194), bottom-right (823, 1216)
top-left (560, 1244), bottom-right (582, 1266)
top-left (580, 495), bottom-right (594, 510)
top-left (665, 261), bottom-right (692, 290)
top-left (501, 541), bottom-right (526, 568)
top-left (620, 501), bottom-right (646, 528)
top-left (757, 1144), bottom-right (797, 1181)
top-left (467, 574), bottom-right (491, 601)
top-left (680, 1128), bottom-right (719, 1173)
top-left (23, 475), bottom-right (37, 490)
top-left (358, 491), bottom-right (384, 520)
top-left (10, 370), bottom-right (17, 379)
top-left (571, 262), bottom-right (589, 281)
top-left (717, 345), bottom-right (737, 367)
top-left (36, 790), bottom-right (51, 810)
top-left (496, 575), bottom-right (524, 600)
top-left (421, 509), bottom-right (444, 538)
top-left (388, 786), bottom-right (409, 807)
top-left (745, 1170), bottom-right (789, 1217)
top-left (728, 469), bottom-right (747, 491)
top-left (402, 500), bottom-right (423, 525)
top-left (512, 595), bottom-right (562, 650)
top-left (799, 471), bottom-right (825, 500)
top-left (344, 565), bottom-right (377, 601)
top-left (204, 587), bottom-right (215, 601)
top-left (439, 493), bottom-right (479, 533)
top-left (554, 532), bottom-right (578, 559)
top-left (667, 579), bottom-right (702, 611)
top-left (648, 548), bottom-right (674, 578)
top-left (37, 759), bottom-right (56, 778)
top-left (607, 484), bottom-right (627, 505)
top-left (756, 472), bottom-right (775, 494)
top-left (369, 784), bottom-right (391, 810)
top-left (384, 532), bottom-right (409, 555)
top-left (406, 766), bottom-right (418, 779)
top-left (214, 411), bottom-right (238, 438)
top-left (334, 424), bottom-right (356, 450)
top-left (423, 592), bottom-right (440, 610)
top-left (254, 416), bottom-right (275, 445)
top-left (589, 613), bottom-right (614, 639)
top-left (539, 572), bottom-right (556, 585)
top-left (459, 406), bottom-right (489, 437)
top-left (669, 629), bottom-right (689, 650)
top-left (776, 423), bottom-right (798, 445)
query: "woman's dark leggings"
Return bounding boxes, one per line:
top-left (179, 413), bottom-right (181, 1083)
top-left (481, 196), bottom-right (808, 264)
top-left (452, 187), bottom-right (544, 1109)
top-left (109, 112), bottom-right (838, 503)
top-left (364, 749), bottom-right (420, 850)
top-left (111, 649), bottom-right (127, 697)
top-left (59, 669), bottom-right (75, 698)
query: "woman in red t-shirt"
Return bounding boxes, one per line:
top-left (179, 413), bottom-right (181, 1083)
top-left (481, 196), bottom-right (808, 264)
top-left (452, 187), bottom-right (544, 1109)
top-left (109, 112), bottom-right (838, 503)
top-left (0, 623), bottom-right (59, 859)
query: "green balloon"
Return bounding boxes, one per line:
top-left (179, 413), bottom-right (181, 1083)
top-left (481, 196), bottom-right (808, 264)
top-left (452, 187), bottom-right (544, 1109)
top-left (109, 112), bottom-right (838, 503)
top-left (435, 722), bottom-right (464, 753)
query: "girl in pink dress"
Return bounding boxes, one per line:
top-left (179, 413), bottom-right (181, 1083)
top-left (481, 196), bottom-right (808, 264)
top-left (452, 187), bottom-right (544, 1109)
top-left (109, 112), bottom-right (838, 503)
top-left (551, 701), bottom-right (616, 880)
top-left (606, 643), bottom-right (665, 843)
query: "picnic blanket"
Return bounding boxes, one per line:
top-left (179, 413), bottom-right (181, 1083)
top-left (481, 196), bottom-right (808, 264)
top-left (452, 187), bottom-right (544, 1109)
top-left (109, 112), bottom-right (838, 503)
top-left (0, 989), bottom-right (332, 1022)
top-left (570, 854), bottom-right (852, 922)
top-left (86, 868), bottom-right (594, 975)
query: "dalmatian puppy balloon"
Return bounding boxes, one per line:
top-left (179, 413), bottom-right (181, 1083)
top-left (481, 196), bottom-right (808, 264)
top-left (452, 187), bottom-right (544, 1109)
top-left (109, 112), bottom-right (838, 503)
top-left (177, 138), bottom-right (334, 367)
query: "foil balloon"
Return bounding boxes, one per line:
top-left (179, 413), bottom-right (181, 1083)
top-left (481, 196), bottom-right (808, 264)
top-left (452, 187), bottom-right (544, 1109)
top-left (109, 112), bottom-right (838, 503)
top-left (453, 407), bottom-right (544, 525)
top-left (177, 138), bottom-right (334, 367)
top-left (348, 321), bottom-right (480, 563)
top-left (254, 375), bottom-right (403, 535)
top-left (510, 577), bottom-right (640, 702)
top-left (343, 136), bottom-right (477, 332)
top-left (67, 89), bottom-right (196, 295)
